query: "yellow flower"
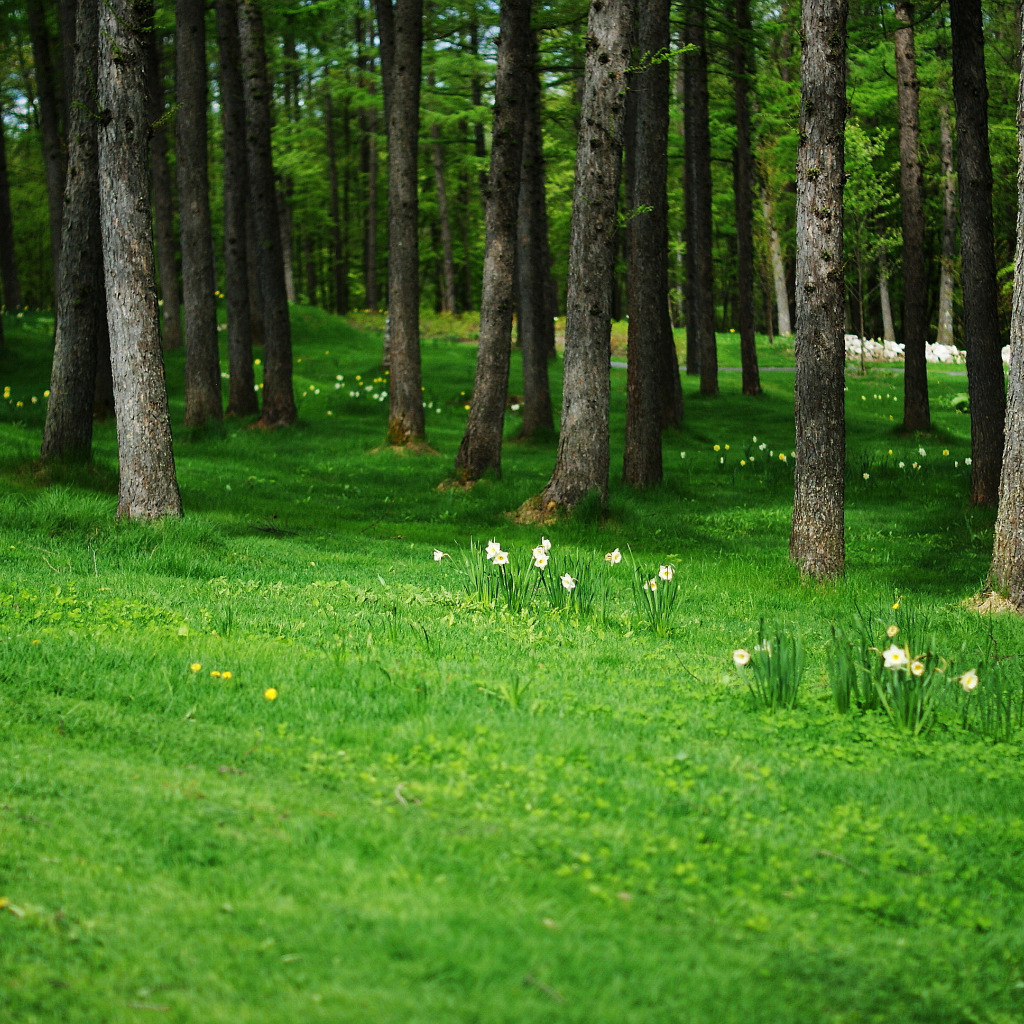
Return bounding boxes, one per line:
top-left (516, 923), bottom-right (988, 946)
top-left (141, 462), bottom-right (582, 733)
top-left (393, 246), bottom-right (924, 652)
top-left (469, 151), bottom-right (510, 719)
top-left (264, 687), bottom-right (278, 701)
top-left (222, 671), bottom-right (232, 680)
top-left (210, 670), bottom-right (222, 678)
top-left (190, 662), bottom-right (202, 672)
top-left (713, 444), bottom-right (721, 452)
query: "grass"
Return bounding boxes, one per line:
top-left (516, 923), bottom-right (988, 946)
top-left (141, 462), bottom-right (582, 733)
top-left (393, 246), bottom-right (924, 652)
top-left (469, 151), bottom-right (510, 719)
top-left (2, 306), bottom-right (1024, 1023)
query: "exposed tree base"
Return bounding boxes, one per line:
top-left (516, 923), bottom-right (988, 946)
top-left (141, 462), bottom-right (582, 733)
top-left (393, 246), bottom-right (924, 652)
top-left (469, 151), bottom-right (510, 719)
top-left (509, 494), bottom-right (560, 526)
top-left (436, 477), bottom-right (477, 492)
top-left (369, 440), bottom-right (439, 456)
top-left (965, 590), bottom-right (1021, 616)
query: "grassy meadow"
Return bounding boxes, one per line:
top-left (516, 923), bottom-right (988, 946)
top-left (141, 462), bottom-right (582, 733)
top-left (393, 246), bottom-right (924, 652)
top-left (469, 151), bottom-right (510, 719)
top-left (2, 306), bottom-right (1024, 1023)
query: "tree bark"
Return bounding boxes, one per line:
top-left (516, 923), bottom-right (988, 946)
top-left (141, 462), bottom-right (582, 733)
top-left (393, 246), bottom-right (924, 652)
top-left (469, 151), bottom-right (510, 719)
top-left (936, 100), bottom-right (956, 348)
top-left (759, 183), bottom-right (792, 336)
top-left (377, 0), bottom-right (425, 444)
top-left (0, 105), bottom-right (23, 309)
top-left (732, 0), bottom-right (760, 397)
top-left (357, 12), bottom-right (379, 311)
top-left (878, 252), bottom-right (896, 342)
top-left (789, 0), bottom-right (847, 581)
top-left (683, 0), bottom-right (717, 395)
top-left (42, 0), bottom-right (103, 463)
top-left (538, 0), bottom-right (631, 510)
top-left (216, 0), bottom-right (257, 417)
top-left (177, 0), bottom-right (223, 428)
top-left (428, 75), bottom-right (458, 315)
top-left (98, 0), bottom-right (182, 519)
top-left (324, 84), bottom-right (347, 315)
top-left (951, 0), bottom-right (1006, 507)
top-left (239, 0), bottom-right (296, 427)
top-left (624, 0), bottom-right (671, 488)
top-left (894, 0), bottom-right (929, 431)
top-left (455, 0), bottom-right (530, 481)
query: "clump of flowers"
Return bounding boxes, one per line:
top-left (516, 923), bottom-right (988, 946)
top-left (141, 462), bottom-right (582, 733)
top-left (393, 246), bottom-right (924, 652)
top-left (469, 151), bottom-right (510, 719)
top-left (732, 621), bottom-right (804, 711)
top-left (631, 556), bottom-right (680, 634)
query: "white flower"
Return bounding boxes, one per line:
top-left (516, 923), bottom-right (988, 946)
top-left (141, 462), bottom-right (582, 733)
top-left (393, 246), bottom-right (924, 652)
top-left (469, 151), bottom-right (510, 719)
top-left (541, 537), bottom-right (552, 551)
top-left (733, 648), bottom-right (751, 667)
top-left (959, 668), bottom-right (979, 692)
top-left (533, 553), bottom-right (549, 570)
top-left (605, 548), bottom-right (622, 565)
top-left (433, 549), bottom-right (448, 562)
top-left (532, 545), bottom-right (547, 560)
top-left (918, 447), bottom-right (927, 457)
top-left (898, 461), bottom-right (905, 469)
top-left (910, 660), bottom-right (925, 677)
top-left (882, 644), bottom-right (910, 670)
top-left (492, 550), bottom-right (509, 566)
top-left (886, 625), bottom-right (899, 638)
top-left (485, 539), bottom-right (502, 560)
top-left (658, 564), bottom-right (674, 582)
top-left (965, 457), bottom-right (972, 466)
top-left (560, 573), bottom-right (576, 591)
top-left (863, 472), bottom-right (870, 480)
top-left (645, 578), bottom-right (658, 591)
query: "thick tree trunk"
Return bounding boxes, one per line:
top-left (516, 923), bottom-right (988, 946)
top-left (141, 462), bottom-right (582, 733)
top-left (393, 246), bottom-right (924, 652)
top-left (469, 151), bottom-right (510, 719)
top-left (789, 0), bottom-right (847, 581)
top-left (0, 107), bottom-right (23, 309)
top-left (42, 0), bottom-right (103, 463)
top-left (936, 100), bottom-right (956, 348)
top-left (624, 0), bottom-right (671, 487)
top-left (455, 0), bottom-right (530, 482)
top-left (733, 0), bottom-right (760, 397)
top-left (683, 0), bottom-right (717, 395)
top-left (894, 1), bottom-right (930, 431)
top-left (760, 183), bottom-right (792, 336)
top-left (377, 0), bottom-right (425, 444)
top-left (239, 0), bottom-right (296, 427)
top-left (951, 0), bottom-right (1006, 507)
top-left (177, 0), bottom-right (223, 428)
top-left (538, 0), bottom-right (631, 510)
top-left (146, 29), bottom-right (183, 351)
top-left (98, 0), bottom-right (182, 519)
top-left (216, 0), bottom-right (257, 418)
top-left (516, 27), bottom-right (554, 439)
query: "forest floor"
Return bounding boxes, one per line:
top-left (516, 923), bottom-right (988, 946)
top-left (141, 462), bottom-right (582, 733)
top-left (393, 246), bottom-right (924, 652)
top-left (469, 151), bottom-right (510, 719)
top-left (1, 307), bottom-right (1022, 1024)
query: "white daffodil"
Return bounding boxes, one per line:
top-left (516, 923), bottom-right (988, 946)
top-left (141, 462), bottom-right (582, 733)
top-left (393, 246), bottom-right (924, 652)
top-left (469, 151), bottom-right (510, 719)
top-left (658, 564), bottom-right (674, 582)
top-left (886, 625), bottom-right (899, 638)
top-left (910, 660), bottom-right (925, 677)
top-left (645, 578), bottom-right (658, 591)
top-left (560, 573), bottom-right (576, 591)
top-left (485, 539), bottom-right (502, 560)
top-left (959, 668), bottom-right (979, 692)
top-left (532, 545), bottom-right (547, 560)
top-left (533, 553), bottom-right (549, 570)
top-left (882, 644), bottom-right (910, 670)
top-left (541, 537), bottom-right (552, 551)
top-left (492, 550), bottom-right (510, 566)
top-left (733, 649), bottom-right (751, 668)
top-left (605, 548), bottom-right (622, 565)
top-left (433, 549), bottom-right (448, 562)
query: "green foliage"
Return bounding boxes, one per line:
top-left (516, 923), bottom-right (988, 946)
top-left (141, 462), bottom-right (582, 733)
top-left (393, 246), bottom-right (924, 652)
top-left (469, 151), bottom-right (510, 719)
top-left (734, 620), bottom-right (805, 711)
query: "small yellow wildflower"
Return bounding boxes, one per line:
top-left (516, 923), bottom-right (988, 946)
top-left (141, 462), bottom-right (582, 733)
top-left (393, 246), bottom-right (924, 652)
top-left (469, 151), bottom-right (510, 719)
top-left (222, 671), bottom-right (232, 680)
top-left (210, 670), bottom-right (222, 678)
top-left (190, 662), bottom-right (202, 672)
top-left (264, 687), bottom-right (278, 701)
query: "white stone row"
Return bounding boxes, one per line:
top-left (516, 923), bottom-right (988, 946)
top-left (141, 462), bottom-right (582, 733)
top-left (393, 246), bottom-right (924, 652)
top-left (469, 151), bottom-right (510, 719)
top-left (843, 334), bottom-right (1012, 366)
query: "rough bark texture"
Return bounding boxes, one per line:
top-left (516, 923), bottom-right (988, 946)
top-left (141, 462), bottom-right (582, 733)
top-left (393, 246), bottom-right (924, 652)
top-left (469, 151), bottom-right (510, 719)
top-left (683, 0), bottom-right (717, 395)
top-left (878, 253), bottom-right (896, 341)
top-left (990, 15), bottom-right (1024, 606)
top-left (324, 87), bottom-right (347, 315)
top-left (239, 0), bottom-right (296, 427)
top-left (624, 0), bottom-right (671, 488)
top-left (951, 0), bottom-right (1006, 507)
top-left (454, 0), bottom-right (530, 481)
top-left (145, 29), bottom-right (182, 350)
top-left (936, 101), bottom-right (956, 348)
top-left (732, 0), bottom-right (760, 397)
top-left (894, 1), bottom-right (930, 432)
top-left (98, 0), bottom-right (182, 519)
top-left (42, 0), bottom-right (103, 462)
top-left (428, 74), bottom-right (458, 315)
top-left (377, 0), bottom-right (425, 444)
top-left (539, 0), bottom-right (631, 510)
top-left (216, 0), bottom-right (257, 417)
top-left (789, 0), bottom-right (847, 581)
top-left (0, 109), bottom-right (23, 309)
top-left (177, 0), bottom-right (223, 428)
top-left (760, 183), bottom-right (792, 335)
top-left (516, 26), bottom-right (554, 439)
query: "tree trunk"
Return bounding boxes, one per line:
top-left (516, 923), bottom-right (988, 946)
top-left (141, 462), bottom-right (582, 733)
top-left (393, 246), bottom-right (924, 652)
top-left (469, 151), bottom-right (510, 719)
top-left (538, 0), bottom-right (631, 511)
top-left (516, 26), bottom-right (554, 439)
top-left (951, 0), bottom-right (1006, 507)
top-left (455, 0), bottom-right (530, 481)
top-left (377, 0), bottom-right (425, 444)
top-left (42, 0), bottom-right (103, 463)
top-left (27, 0), bottom-right (65, 304)
top-left (683, 0), bottom-right (717, 395)
top-left (624, 0), bottom-right (671, 487)
top-left (98, 0), bottom-right (182, 519)
top-left (239, 0), bottom-right (296, 427)
top-left (894, 0), bottom-right (929, 431)
top-left (759, 183), bottom-right (792, 335)
top-left (789, 0), bottom-right (847, 581)
top-left (733, 0), bottom-right (760, 397)
top-left (936, 100), bottom-right (956, 348)
top-left (324, 85), bottom-right (347, 315)
top-left (878, 252), bottom-right (896, 342)
top-left (146, 28), bottom-right (183, 350)
top-left (0, 105), bottom-right (23, 309)
top-left (177, 0), bottom-right (223, 428)
top-left (216, 0), bottom-right (257, 418)
top-left (428, 75), bottom-right (458, 315)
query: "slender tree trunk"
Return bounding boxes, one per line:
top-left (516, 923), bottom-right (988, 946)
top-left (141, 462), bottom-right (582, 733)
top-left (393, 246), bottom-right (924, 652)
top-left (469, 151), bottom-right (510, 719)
top-left (951, 0), bottom-right (1006, 507)
top-left (789, 0), bottom-right (847, 581)
top-left (339, 94), bottom-right (352, 314)
top-left (239, 0), bottom-right (296, 427)
top-left (878, 252), bottom-right (896, 342)
top-left (42, 0), bottom-right (103, 463)
top-left (325, 85), bottom-right (346, 315)
top-left (98, 0), bottom-right (182, 519)
top-left (537, 0), bottom-right (632, 511)
top-left (683, 0), bottom-right (717, 395)
top-left (216, 0), bottom-right (257, 417)
top-left (377, 0), bottom-right (425, 444)
top-left (427, 75), bottom-right (458, 315)
top-left (936, 100), bottom-right (956, 348)
top-left (760, 183), bottom-right (792, 336)
top-left (146, 29), bottom-right (183, 350)
top-left (733, 0), bottom-right (760, 397)
top-left (516, 26), bottom-right (554, 439)
top-left (624, 0), bottom-right (671, 487)
top-left (177, 0), bottom-right (223, 428)
top-left (27, 0), bottom-right (65, 304)
top-left (894, 0), bottom-right (929, 431)
top-left (0, 107), bottom-right (23, 309)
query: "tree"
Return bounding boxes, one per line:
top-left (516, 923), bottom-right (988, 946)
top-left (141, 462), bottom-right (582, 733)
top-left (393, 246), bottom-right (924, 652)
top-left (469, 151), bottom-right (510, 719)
top-left (935, 98), bottom-right (956, 349)
top-left (533, 0), bottom-right (632, 511)
top-left (377, 0), bottom-right (425, 445)
top-left (98, 0), bottom-right (182, 519)
top-left (894, 0), bottom-right (929, 432)
top-left (177, 0), bottom-right (223, 428)
top-left (0, 108), bottom-right (22, 310)
top-left (789, 0), bottom-right (847, 580)
top-left (950, 0), bottom-right (1005, 507)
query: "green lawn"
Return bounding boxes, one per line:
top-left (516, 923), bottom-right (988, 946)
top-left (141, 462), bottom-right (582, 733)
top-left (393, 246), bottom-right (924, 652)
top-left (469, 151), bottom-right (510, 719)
top-left (2, 307), bottom-right (1023, 1024)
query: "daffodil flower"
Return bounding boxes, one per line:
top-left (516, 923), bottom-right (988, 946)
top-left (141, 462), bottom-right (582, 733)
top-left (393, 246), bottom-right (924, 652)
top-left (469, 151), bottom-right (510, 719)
top-left (532, 545), bottom-right (547, 560)
top-left (959, 668), bottom-right (979, 692)
top-left (433, 548), bottom-right (448, 561)
top-left (910, 660), bottom-right (925, 677)
top-left (605, 548), bottom-right (622, 565)
top-left (492, 550), bottom-right (510, 566)
top-left (886, 625), bottom-right (899, 638)
top-left (533, 553), bottom-right (549, 570)
top-left (882, 644), bottom-right (910, 670)
top-left (560, 573), bottom-right (576, 591)
top-left (658, 565), bottom-right (674, 582)
top-left (485, 539), bottom-right (502, 560)
top-left (733, 649), bottom-right (750, 668)
top-left (541, 537), bottom-right (552, 551)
